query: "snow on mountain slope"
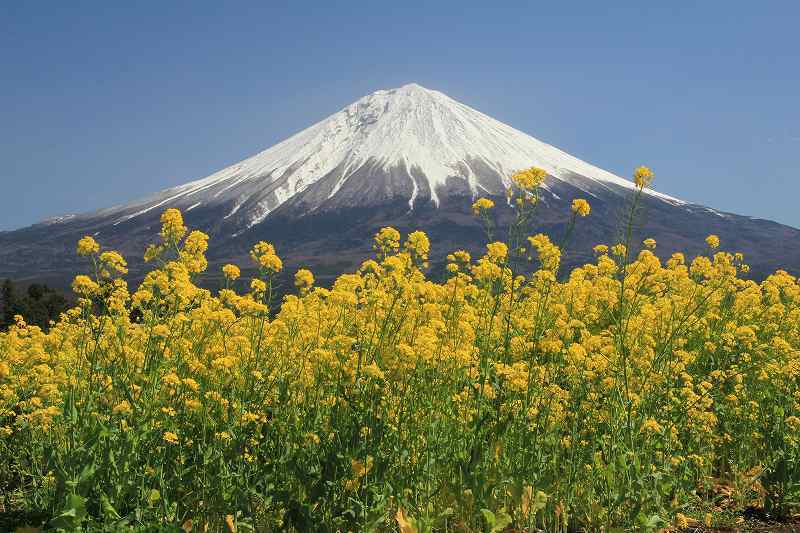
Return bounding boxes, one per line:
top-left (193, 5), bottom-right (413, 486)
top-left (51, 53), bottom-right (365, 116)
top-left (6, 83), bottom-right (800, 284)
top-left (106, 83), bottom-right (682, 229)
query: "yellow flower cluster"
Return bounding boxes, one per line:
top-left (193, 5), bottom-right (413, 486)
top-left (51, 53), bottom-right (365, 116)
top-left (511, 166), bottom-right (547, 191)
top-left (486, 241), bottom-right (508, 263)
top-left (99, 250), bottom-right (128, 277)
top-left (633, 165), bottom-right (655, 188)
top-left (571, 198), bottom-right (591, 217)
top-left (71, 274), bottom-right (99, 296)
top-left (404, 230), bottom-right (430, 267)
top-left (471, 197), bottom-right (495, 215)
top-left (222, 263), bottom-right (240, 280)
top-left (706, 234), bottom-right (721, 249)
top-left (527, 233), bottom-right (561, 272)
top-left (294, 268), bottom-right (315, 292)
top-left (180, 230), bottom-right (209, 273)
top-left (160, 207), bottom-right (187, 242)
top-left (250, 241), bottom-right (283, 273)
top-left (76, 235), bottom-right (100, 256)
top-left (2, 174), bottom-right (799, 528)
top-left (373, 226), bottom-right (401, 256)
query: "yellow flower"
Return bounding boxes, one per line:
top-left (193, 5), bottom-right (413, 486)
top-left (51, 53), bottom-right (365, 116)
top-left (571, 198), bottom-right (591, 217)
top-left (160, 208), bottom-right (187, 242)
top-left (113, 401), bottom-right (133, 415)
top-left (706, 234), bottom-right (720, 249)
top-left (351, 455), bottom-right (374, 478)
top-left (448, 250), bottom-right (471, 265)
top-left (71, 275), bottom-right (100, 297)
top-left (633, 166), bottom-right (654, 188)
top-left (180, 230), bottom-right (209, 273)
top-left (163, 431), bottom-right (179, 445)
top-left (76, 235), bottom-right (100, 256)
top-left (295, 268), bottom-right (315, 291)
top-left (486, 242), bottom-right (508, 263)
top-left (99, 250), bottom-right (128, 277)
top-left (250, 241), bottom-right (283, 273)
top-left (259, 253), bottom-right (282, 272)
top-left (183, 230), bottom-right (208, 255)
top-left (511, 167), bottom-right (547, 191)
top-left (131, 289), bottom-right (153, 307)
top-left (222, 264), bottom-right (241, 281)
top-left (362, 362), bottom-right (385, 381)
top-left (471, 197), bottom-right (495, 216)
top-left (374, 227), bottom-right (401, 255)
top-left (642, 238), bottom-right (656, 249)
top-left (611, 243), bottom-right (627, 257)
top-left (405, 231), bottom-right (430, 265)
top-left (642, 419), bottom-right (663, 433)
top-left (250, 279), bottom-right (267, 294)
top-left (528, 234), bottom-right (561, 272)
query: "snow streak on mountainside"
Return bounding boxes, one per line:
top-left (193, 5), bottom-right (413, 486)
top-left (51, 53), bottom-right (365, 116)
top-left (99, 83), bottom-right (682, 230)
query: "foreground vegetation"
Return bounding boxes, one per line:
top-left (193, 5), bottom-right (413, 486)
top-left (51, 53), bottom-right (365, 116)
top-left (2, 167), bottom-right (800, 531)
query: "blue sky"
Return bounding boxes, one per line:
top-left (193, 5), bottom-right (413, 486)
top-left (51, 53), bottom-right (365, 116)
top-left (1, 1), bottom-right (798, 230)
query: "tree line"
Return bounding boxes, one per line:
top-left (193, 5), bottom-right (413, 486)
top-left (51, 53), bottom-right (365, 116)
top-left (1, 279), bottom-right (69, 331)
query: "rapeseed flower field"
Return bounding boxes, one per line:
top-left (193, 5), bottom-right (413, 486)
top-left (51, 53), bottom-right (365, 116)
top-left (2, 168), bottom-right (800, 531)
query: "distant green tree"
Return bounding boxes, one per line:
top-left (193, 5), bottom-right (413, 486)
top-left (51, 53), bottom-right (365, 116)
top-left (1, 279), bottom-right (15, 329)
top-left (0, 279), bottom-right (68, 331)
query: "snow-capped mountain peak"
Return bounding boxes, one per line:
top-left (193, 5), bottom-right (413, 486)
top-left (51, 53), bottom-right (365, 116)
top-left (106, 83), bottom-right (681, 228)
top-left (6, 83), bottom-right (800, 285)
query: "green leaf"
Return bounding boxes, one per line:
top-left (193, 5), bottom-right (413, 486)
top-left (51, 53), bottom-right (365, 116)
top-left (100, 493), bottom-right (121, 520)
top-left (481, 507), bottom-right (512, 533)
top-left (48, 494), bottom-right (87, 529)
top-left (637, 513), bottom-right (664, 531)
top-left (480, 508), bottom-right (496, 527)
top-left (491, 508), bottom-right (512, 532)
top-left (77, 462), bottom-right (96, 484)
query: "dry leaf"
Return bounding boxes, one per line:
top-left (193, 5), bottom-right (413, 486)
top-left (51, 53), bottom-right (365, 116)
top-left (396, 507), bottom-right (418, 533)
top-left (520, 485), bottom-right (533, 519)
top-left (225, 514), bottom-right (237, 533)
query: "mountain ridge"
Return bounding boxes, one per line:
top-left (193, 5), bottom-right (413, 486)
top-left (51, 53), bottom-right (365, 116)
top-left (1, 83), bottom-right (799, 284)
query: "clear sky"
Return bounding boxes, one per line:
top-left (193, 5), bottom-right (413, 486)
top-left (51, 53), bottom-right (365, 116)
top-left (2, 1), bottom-right (799, 230)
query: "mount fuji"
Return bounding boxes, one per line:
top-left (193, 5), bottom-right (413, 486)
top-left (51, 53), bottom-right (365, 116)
top-left (2, 83), bottom-right (799, 284)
